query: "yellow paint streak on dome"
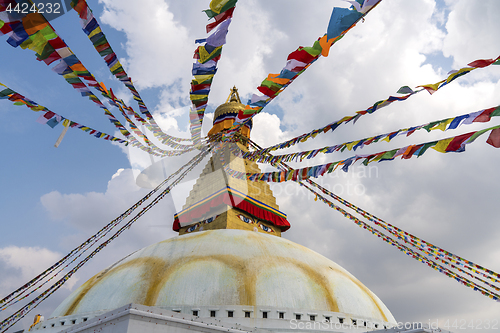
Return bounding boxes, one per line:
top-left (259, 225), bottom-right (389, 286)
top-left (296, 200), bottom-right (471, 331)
top-left (60, 230), bottom-right (389, 322)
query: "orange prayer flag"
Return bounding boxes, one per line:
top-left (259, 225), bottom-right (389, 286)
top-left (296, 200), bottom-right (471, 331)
top-left (70, 63), bottom-right (87, 72)
top-left (22, 14), bottom-right (48, 36)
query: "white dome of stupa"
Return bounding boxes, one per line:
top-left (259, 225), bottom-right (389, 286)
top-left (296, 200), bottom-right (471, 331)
top-left (50, 229), bottom-right (396, 327)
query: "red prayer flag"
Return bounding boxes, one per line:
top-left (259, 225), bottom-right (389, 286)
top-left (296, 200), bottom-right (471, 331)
top-left (96, 43), bottom-right (110, 53)
top-left (406, 129), bottom-right (417, 136)
top-left (402, 145), bottom-right (422, 159)
top-left (257, 86), bottom-right (278, 97)
top-left (467, 57), bottom-right (498, 68)
top-left (71, 82), bottom-right (87, 89)
top-left (43, 51), bottom-right (62, 65)
top-left (48, 37), bottom-right (66, 50)
top-left (445, 132), bottom-right (475, 152)
top-left (72, 0), bottom-right (89, 19)
top-left (191, 83), bottom-right (211, 92)
top-left (206, 7), bottom-right (235, 33)
top-left (472, 107), bottom-right (496, 123)
top-left (364, 137), bottom-right (376, 145)
top-left (486, 128), bottom-right (500, 148)
top-left (0, 22), bottom-right (14, 35)
top-left (287, 49), bottom-right (317, 64)
top-left (44, 111), bottom-right (55, 119)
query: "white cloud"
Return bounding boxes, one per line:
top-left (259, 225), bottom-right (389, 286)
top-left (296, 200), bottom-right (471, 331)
top-left (0, 246), bottom-right (67, 293)
top-left (0, 247), bottom-right (79, 331)
top-left (98, 0), bottom-right (193, 90)
top-left (442, 0), bottom-right (500, 67)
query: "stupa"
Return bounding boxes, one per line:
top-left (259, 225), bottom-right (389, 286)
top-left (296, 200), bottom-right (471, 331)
top-left (30, 88), bottom-right (398, 333)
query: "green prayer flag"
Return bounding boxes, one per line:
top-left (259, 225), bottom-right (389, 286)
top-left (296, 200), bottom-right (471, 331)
top-left (93, 35), bottom-right (108, 47)
top-left (423, 121), bottom-right (441, 132)
top-left (65, 77), bottom-right (82, 84)
top-left (417, 141), bottom-right (438, 157)
top-left (260, 79), bottom-right (282, 90)
top-left (0, 88), bottom-right (15, 97)
top-left (215, 0), bottom-right (237, 14)
top-left (203, 9), bottom-right (217, 18)
top-left (39, 26), bottom-right (57, 40)
top-left (397, 86), bottom-right (414, 94)
top-left (379, 149), bottom-right (398, 161)
top-left (490, 106), bottom-right (500, 118)
top-left (37, 43), bottom-right (56, 60)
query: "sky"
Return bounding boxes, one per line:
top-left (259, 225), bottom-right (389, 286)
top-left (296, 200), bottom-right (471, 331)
top-left (1, 0), bottom-right (500, 332)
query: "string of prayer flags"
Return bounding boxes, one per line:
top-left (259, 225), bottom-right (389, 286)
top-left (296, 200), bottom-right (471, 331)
top-left (242, 139), bottom-right (500, 300)
top-left (0, 8), bottom-right (144, 145)
top-left (242, 105), bottom-right (500, 164)
top-left (244, 54), bottom-right (500, 156)
top-left (67, 0), bottom-right (192, 148)
top-left (0, 83), bottom-right (128, 145)
top-left (416, 55), bottom-right (500, 95)
top-left (223, 125), bottom-right (500, 183)
top-left (1, 5), bottom-right (192, 156)
top-left (228, 0), bottom-right (382, 137)
top-left (0, 146), bottom-right (212, 332)
top-left (302, 182), bottom-right (500, 302)
top-left (188, 0), bottom-right (237, 142)
top-left (0, 145), bottom-right (212, 313)
top-left (304, 179), bottom-right (500, 285)
top-left (98, 84), bottom-right (199, 153)
top-left (244, 137), bottom-right (500, 295)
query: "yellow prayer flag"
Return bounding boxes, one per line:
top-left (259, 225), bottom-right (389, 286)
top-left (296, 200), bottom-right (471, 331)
top-left (190, 94), bottom-right (208, 101)
top-left (193, 75), bottom-right (214, 84)
top-left (339, 116), bottom-right (354, 123)
top-left (432, 137), bottom-right (454, 153)
top-left (63, 72), bottom-right (78, 79)
top-left (446, 68), bottom-right (474, 83)
top-left (32, 105), bottom-right (45, 111)
top-left (431, 118), bottom-right (453, 131)
top-left (88, 27), bottom-right (102, 39)
top-left (345, 141), bottom-right (358, 151)
top-left (210, 0), bottom-right (230, 14)
top-left (27, 32), bottom-right (47, 54)
top-left (109, 62), bottom-right (122, 73)
top-left (198, 46), bottom-right (222, 63)
top-left (417, 79), bottom-right (446, 94)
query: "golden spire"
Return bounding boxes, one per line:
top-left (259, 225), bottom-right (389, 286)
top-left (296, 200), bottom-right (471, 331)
top-left (173, 87), bottom-right (290, 236)
top-left (207, 86), bottom-right (251, 139)
top-left (226, 86), bottom-right (241, 103)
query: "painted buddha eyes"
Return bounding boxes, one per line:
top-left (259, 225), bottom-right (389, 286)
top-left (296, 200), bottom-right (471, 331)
top-left (236, 214), bottom-right (274, 233)
top-left (237, 214), bottom-right (254, 224)
top-left (259, 224), bottom-right (274, 233)
top-left (186, 224), bottom-right (199, 233)
top-left (204, 217), bottom-right (214, 224)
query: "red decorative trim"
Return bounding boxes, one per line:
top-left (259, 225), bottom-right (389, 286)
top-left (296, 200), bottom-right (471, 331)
top-left (173, 192), bottom-right (290, 232)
